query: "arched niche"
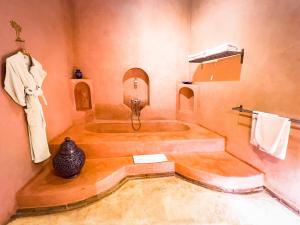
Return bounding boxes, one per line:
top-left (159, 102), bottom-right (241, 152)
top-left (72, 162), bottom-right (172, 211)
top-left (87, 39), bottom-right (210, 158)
top-left (123, 68), bottom-right (150, 109)
top-left (74, 82), bottom-right (92, 111)
top-left (179, 87), bottom-right (194, 112)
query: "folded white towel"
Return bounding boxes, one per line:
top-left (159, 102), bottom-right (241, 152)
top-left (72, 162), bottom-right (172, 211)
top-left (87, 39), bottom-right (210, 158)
top-left (250, 111), bottom-right (291, 160)
top-left (188, 43), bottom-right (239, 62)
top-left (133, 154), bottom-right (168, 164)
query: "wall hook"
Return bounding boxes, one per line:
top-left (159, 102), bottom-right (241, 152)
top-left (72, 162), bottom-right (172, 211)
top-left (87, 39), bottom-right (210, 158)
top-left (10, 20), bottom-right (25, 42)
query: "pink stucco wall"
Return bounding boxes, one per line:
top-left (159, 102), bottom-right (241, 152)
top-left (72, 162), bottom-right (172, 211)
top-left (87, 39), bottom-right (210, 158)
top-left (0, 0), bottom-right (73, 223)
top-left (190, 0), bottom-right (300, 209)
top-left (1, 0), bottom-right (300, 223)
top-left (72, 0), bottom-right (191, 120)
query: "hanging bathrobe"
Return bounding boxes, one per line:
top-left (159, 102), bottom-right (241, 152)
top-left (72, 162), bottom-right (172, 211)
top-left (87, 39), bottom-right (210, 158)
top-left (4, 51), bottom-right (50, 163)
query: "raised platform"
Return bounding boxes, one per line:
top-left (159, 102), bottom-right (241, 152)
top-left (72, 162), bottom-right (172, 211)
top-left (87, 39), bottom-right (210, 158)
top-left (16, 121), bottom-right (264, 216)
top-left (16, 152), bottom-right (264, 216)
top-left (169, 152), bottom-right (263, 192)
top-left (49, 120), bottom-right (225, 158)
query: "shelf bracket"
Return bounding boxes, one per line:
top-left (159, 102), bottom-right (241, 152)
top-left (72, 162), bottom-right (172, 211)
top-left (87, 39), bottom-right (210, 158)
top-left (240, 49), bottom-right (244, 64)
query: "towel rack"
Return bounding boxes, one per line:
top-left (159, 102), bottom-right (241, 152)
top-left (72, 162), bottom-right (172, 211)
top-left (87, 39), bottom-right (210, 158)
top-left (232, 105), bottom-right (300, 124)
top-left (189, 47), bottom-right (244, 64)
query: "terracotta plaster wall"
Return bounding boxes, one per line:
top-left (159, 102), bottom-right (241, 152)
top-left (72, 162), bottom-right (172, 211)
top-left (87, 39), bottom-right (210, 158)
top-left (0, 0), bottom-right (73, 223)
top-left (190, 0), bottom-right (300, 208)
top-left (72, 0), bottom-right (191, 119)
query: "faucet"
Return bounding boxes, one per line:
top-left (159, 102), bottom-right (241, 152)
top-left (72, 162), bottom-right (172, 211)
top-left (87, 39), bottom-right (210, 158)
top-left (131, 98), bottom-right (142, 117)
top-left (130, 98), bottom-right (142, 131)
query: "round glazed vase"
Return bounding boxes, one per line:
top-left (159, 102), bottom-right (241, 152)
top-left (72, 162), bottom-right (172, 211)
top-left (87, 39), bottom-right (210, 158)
top-left (52, 137), bottom-right (86, 178)
top-left (74, 69), bottom-right (83, 79)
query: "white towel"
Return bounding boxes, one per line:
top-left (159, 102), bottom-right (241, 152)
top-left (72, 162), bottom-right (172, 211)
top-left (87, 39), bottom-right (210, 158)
top-left (250, 111), bottom-right (291, 160)
top-left (188, 43), bottom-right (239, 62)
top-left (133, 154), bottom-right (168, 164)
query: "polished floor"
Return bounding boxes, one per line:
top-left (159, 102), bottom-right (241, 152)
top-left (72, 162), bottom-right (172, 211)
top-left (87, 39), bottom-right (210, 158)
top-left (9, 177), bottom-right (300, 225)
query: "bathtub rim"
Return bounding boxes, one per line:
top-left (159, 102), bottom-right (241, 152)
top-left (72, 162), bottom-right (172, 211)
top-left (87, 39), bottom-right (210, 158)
top-left (84, 119), bottom-right (192, 134)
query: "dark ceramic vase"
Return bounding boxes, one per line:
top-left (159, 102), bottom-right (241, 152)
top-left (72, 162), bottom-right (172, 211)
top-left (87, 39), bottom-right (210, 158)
top-left (52, 137), bottom-right (86, 179)
top-left (74, 69), bottom-right (83, 79)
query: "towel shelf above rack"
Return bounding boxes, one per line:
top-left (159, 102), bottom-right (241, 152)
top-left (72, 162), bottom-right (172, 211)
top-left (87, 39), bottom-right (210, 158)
top-left (232, 105), bottom-right (300, 124)
top-left (188, 43), bottom-right (244, 64)
top-left (189, 49), bottom-right (244, 64)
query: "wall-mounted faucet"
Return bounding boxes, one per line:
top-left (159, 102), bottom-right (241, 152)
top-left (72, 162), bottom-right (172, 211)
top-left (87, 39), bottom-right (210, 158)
top-left (133, 77), bottom-right (138, 89)
top-left (131, 98), bottom-right (142, 117)
top-left (130, 98), bottom-right (142, 131)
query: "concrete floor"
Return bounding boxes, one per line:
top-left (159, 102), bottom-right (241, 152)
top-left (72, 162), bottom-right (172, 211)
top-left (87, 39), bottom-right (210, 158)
top-left (9, 177), bottom-right (300, 225)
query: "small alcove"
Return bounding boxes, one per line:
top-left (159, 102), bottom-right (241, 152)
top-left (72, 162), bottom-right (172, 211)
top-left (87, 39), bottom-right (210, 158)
top-left (179, 87), bottom-right (194, 112)
top-left (74, 82), bottom-right (92, 111)
top-left (176, 84), bottom-right (198, 123)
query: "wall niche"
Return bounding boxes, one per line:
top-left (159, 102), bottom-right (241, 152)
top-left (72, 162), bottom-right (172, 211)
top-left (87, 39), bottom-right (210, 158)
top-left (74, 82), bottom-right (92, 111)
top-left (179, 87), bottom-right (194, 112)
top-left (123, 68), bottom-right (150, 109)
top-left (70, 79), bottom-right (95, 124)
top-left (176, 83), bottom-right (198, 123)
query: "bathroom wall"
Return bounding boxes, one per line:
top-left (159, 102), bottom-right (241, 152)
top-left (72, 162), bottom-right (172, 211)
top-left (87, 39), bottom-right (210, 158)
top-left (190, 0), bottom-right (300, 209)
top-left (0, 0), bottom-right (73, 223)
top-left (72, 0), bottom-right (191, 120)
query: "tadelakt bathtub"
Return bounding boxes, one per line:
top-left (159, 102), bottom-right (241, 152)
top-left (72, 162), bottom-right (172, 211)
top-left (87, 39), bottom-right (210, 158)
top-left (85, 120), bottom-right (190, 133)
top-left (50, 120), bottom-right (224, 158)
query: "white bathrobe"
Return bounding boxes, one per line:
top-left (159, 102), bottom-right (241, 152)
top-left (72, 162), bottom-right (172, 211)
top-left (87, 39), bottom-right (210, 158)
top-left (4, 51), bottom-right (50, 163)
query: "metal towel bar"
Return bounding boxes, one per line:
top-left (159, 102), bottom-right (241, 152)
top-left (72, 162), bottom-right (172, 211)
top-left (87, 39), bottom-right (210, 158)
top-left (232, 105), bottom-right (300, 124)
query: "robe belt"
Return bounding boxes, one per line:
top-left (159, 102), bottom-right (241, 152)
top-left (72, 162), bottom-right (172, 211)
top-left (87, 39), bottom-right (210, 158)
top-left (25, 87), bottom-right (48, 105)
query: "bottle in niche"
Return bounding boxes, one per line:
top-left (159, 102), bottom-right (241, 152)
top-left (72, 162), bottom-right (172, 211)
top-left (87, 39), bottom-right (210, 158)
top-left (74, 69), bottom-right (83, 79)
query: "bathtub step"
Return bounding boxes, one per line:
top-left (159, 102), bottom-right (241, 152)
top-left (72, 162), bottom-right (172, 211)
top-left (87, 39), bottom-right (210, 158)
top-left (16, 151), bottom-right (263, 214)
top-left (133, 154), bottom-right (168, 164)
top-left (169, 151), bottom-right (264, 192)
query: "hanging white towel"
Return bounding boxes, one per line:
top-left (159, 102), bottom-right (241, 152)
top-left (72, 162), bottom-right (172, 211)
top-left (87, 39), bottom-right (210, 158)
top-left (250, 111), bottom-right (291, 160)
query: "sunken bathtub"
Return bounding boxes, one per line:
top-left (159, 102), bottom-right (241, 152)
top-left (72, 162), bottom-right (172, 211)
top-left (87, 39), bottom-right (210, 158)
top-left (49, 120), bottom-right (225, 158)
top-left (85, 121), bottom-right (190, 133)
